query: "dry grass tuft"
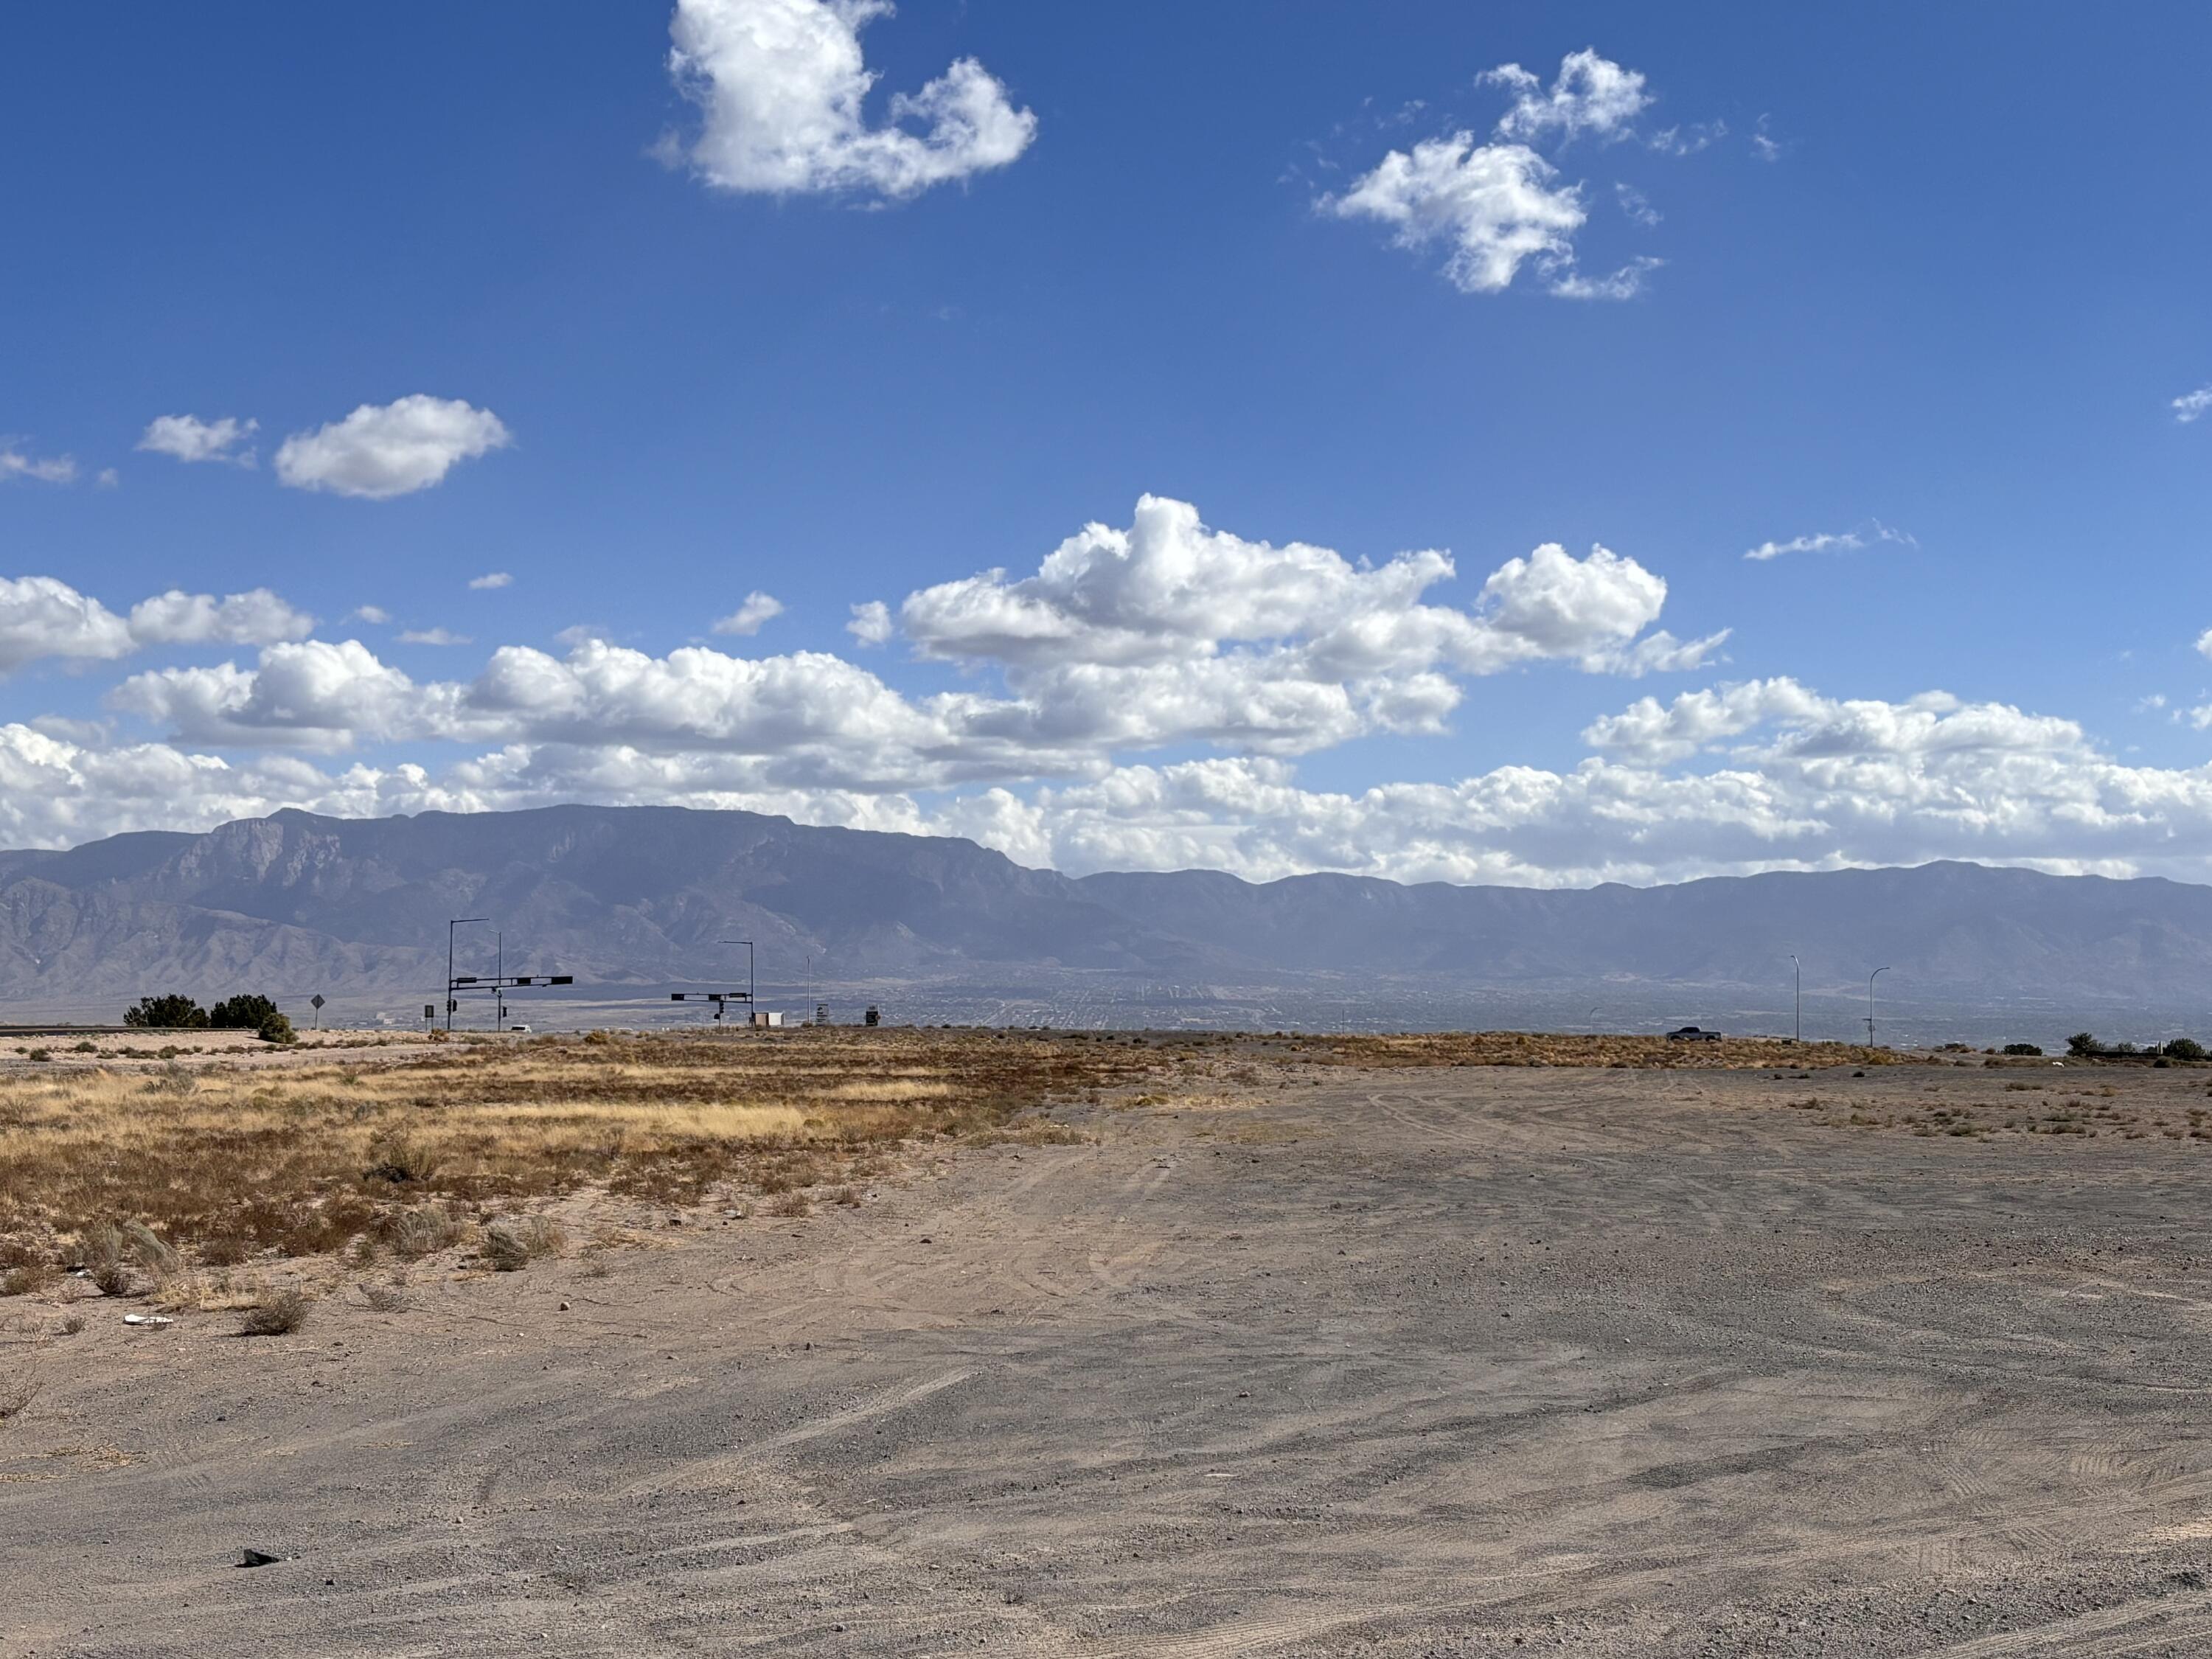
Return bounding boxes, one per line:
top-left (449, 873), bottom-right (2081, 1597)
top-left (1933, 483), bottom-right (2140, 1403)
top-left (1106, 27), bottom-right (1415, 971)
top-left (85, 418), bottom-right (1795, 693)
top-left (238, 1288), bottom-right (310, 1336)
top-left (0, 1367), bottom-right (38, 1425)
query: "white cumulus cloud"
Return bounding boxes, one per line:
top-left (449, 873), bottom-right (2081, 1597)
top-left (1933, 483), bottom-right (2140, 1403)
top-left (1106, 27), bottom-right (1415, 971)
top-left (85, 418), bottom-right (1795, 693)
top-left (125, 589), bottom-right (314, 647)
top-left (0, 577), bottom-right (315, 675)
top-left (468, 571), bottom-right (514, 591)
top-left (665, 0), bottom-right (1037, 200)
top-left (1483, 49), bottom-right (1652, 145)
top-left (846, 599), bottom-right (894, 646)
top-left (713, 591), bottom-right (785, 636)
top-left (2174, 386), bottom-right (2212, 424)
top-left (274, 396), bottom-right (511, 500)
top-left (137, 414), bottom-right (258, 466)
top-left (1324, 135), bottom-right (1587, 295)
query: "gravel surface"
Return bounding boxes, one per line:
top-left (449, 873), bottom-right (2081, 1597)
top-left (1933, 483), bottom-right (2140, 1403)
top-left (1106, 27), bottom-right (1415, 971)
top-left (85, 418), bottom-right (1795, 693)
top-left (7, 1059), bottom-right (2212, 1656)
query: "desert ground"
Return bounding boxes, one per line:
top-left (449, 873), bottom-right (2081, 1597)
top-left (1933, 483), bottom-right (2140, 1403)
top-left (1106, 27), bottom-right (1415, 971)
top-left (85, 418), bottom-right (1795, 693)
top-left (6, 1032), bottom-right (2212, 1655)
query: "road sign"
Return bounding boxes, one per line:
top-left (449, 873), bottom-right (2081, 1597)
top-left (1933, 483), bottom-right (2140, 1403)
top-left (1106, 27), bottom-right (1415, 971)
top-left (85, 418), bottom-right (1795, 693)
top-left (310, 992), bottom-right (326, 1030)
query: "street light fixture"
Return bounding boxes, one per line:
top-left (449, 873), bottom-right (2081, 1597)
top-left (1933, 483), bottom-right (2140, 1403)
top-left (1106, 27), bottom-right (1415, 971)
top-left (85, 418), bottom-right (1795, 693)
top-left (1867, 966), bottom-right (1891, 1046)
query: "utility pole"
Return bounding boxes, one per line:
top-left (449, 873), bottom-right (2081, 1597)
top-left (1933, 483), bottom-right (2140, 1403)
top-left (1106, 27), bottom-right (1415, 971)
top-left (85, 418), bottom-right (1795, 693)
top-left (722, 939), bottom-right (754, 1026)
top-left (447, 917), bottom-right (489, 1032)
top-left (1789, 953), bottom-right (1801, 1044)
top-left (1867, 966), bottom-right (1890, 1046)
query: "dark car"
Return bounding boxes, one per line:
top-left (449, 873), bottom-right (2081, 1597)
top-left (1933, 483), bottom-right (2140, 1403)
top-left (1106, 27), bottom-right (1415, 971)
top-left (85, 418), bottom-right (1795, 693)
top-left (1665, 1025), bottom-right (1724, 1042)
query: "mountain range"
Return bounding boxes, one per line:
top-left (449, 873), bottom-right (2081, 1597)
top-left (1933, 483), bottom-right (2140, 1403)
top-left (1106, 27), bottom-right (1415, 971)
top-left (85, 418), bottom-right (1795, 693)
top-left (0, 805), bottom-right (2202, 1028)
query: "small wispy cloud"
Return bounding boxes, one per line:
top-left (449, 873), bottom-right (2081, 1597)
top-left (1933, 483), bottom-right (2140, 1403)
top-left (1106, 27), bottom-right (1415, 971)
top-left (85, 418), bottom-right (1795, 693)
top-left (1614, 183), bottom-right (1660, 227)
top-left (468, 571), bottom-right (514, 591)
top-left (1750, 115), bottom-right (1784, 162)
top-left (0, 445), bottom-right (77, 484)
top-left (138, 414), bottom-right (258, 466)
top-left (712, 591), bottom-right (785, 637)
top-left (348, 605), bottom-right (391, 625)
top-left (2173, 386), bottom-right (2212, 424)
top-left (397, 627), bottom-right (473, 646)
top-left (1744, 521), bottom-right (1917, 563)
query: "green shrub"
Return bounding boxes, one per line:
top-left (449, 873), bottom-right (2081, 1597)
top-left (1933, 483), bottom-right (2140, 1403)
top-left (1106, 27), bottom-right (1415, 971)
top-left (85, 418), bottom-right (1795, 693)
top-left (257, 1012), bottom-right (297, 1046)
top-left (2066, 1032), bottom-right (2103, 1057)
top-left (2165, 1037), bottom-right (2208, 1062)
top-left (123, 995), bottom-right (209, 1029)
top-left (209, 994), bottom-right (280, 1031)
top-left (2003, 1043), bottom-right (2043, 1057)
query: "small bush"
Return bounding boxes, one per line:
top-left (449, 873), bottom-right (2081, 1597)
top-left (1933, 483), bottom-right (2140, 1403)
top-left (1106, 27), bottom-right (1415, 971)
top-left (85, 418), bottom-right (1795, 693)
top-left (69, 1040), bottom-right (97, 1054)
top-left (238, 1288), bottom-right (310, 1336)
top-left (2003, 1043), bottom-right (2044, 1057)
top-left (360, 1282), bottom-right (410, 1313)
top-left (2067, 1032), bottom-right (2104, 1057)
top-left (26, 1048), bottom-right (50, 1063)
top-left (362, 1135), bottom-right (442, 1186)
top-left (2166, 1038), bottom-right (2208, 1062)
top-left (483, 1215), bottom-right (565, 1272)
top-left (257, 1012), bottom-right (297, 1046)
top-left (388, 1206), bottom-right (467, 1261)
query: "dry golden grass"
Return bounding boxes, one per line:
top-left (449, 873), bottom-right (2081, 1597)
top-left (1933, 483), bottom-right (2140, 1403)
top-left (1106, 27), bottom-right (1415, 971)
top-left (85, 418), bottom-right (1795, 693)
top-left (0, 1029), bottom-right (1154, 1280)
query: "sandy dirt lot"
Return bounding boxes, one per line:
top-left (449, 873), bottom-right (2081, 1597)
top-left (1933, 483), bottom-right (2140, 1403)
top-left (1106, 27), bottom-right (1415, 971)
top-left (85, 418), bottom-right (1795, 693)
top-left (7, 1050), bottom-right (2212, 1656)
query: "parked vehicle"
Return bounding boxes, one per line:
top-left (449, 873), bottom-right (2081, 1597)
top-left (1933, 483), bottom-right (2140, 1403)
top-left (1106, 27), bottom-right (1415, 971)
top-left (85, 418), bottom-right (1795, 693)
top-left (1665, 1025), bottom-right (1723, 1042)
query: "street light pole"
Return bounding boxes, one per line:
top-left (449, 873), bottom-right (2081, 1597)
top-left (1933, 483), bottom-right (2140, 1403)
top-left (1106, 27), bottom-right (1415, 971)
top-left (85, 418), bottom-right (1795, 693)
top-left (1867, 966), bottom-right (1891, 1046)
top-left (720, 939), bottom-right (754, 1028)
top-left (1790, 953), bottom-right (1801, 1044)
top-left (447, 916), bottom-right (490, 1032)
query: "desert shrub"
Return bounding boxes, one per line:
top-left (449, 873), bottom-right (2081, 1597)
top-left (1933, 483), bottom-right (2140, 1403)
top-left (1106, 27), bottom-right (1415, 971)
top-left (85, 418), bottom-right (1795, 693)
top-left (362, 1135), bottom-right (442, 1186)
top-left (2166, 1038), bottom-right (2208, 1062)
top-left (360, 1282), bottom-right (409, 1313)
top-left (69, 1040), bottom-right (97, 1054)
top-left (483, 1215), bottom-right (565, 1271)
top-left (0, 1368), bottom-right (38, 1425)
top-left (768, 1191), bottom-right (813, 1218)
top-left (26, 1049), bottom-right (50, 1063)
top-left (2067, 1032), bottom-right (2104, 1057)
top-left (239, 1288), bottom-right (309, 1336)
top-left (257, 1012), bottom-right (297, 1046)
top-left (387, 1206), bottom-right (468, 1261)
top-left (124, 995), bottom-right (209, 1029)
top-left (0, 1262), bottom-right (55, 1297)
top-left (209, 994), bottom-right (279, 1031)
top-left (2003, 1043), bottom-right (2044, 1057)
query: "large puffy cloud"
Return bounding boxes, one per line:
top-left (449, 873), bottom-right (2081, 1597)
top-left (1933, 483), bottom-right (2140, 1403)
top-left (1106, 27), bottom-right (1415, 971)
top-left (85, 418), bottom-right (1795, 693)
top-left (274, 396), bottom-right (510, 500)
top-left (666, 0), bottom-right (1036, 200)
top-left (0, 577), bottom-right (134, 673)
top-left (900, 495), bottom-right (1720, 752)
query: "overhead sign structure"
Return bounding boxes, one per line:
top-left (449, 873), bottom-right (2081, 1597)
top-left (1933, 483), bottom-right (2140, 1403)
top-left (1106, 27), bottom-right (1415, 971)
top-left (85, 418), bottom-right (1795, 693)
top-left (671, 990), bottom-right (751, 1021)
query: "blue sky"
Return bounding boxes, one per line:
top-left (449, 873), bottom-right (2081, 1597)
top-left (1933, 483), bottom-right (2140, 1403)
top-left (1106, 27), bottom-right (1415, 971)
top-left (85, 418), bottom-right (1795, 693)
top-left (5, 2), bottom-right (2212, 884)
